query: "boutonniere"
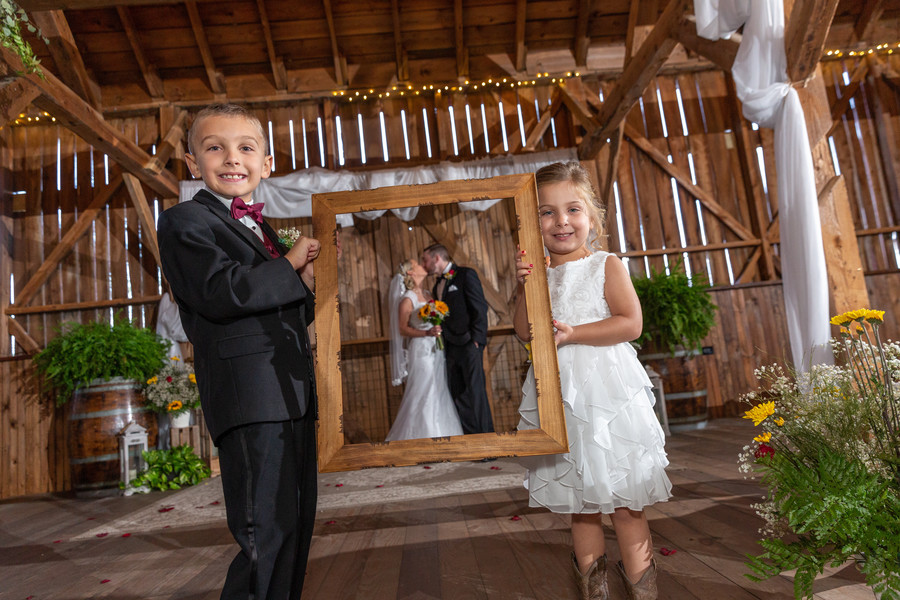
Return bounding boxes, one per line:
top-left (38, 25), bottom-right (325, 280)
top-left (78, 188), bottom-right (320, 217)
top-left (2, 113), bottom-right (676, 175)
top-left (443, 269), bottom-right (457, 281)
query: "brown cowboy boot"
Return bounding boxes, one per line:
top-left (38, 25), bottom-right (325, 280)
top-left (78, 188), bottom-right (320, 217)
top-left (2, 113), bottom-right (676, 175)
top-left (571, 552), bottom-right (610, 600)
top-left (616, 559), bottom-right (658, 600)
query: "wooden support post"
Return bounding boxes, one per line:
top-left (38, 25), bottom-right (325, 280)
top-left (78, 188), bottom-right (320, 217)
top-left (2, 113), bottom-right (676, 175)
top-left (122, 173), bottom-right (162, 267)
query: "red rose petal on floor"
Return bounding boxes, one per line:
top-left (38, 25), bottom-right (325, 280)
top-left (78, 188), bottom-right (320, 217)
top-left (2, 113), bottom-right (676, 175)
top-left (158, 506), bottom-right (175, 512)
top-left (53, 540), bottom-right (62, 543)
top-left (95, 532), bottom-right (108, 538)
top-left (100, 579), bottom-right (111, 584)
top-left (163, 525), bottom-right (171, 529)
top-left (510, 515), bottom-right (521, 521)
top-left (660, 547), bottom-right (677, 556)
top-left (490, 466), bottom-right (501, 470)
top-left (375, 485), bottom-right (384, 488)
top-left (121, 533), bottom-right (131, 538)
top-left (423, 466), bottom-right (432, 469)
top-left (210, 500), bottom-right (220, 505)
top-left (334, 483), bottom-right (343, 487)
top-left (325, 520), bottom-right (337, 525)
top-left (26, 596), bottom-right (33, 599)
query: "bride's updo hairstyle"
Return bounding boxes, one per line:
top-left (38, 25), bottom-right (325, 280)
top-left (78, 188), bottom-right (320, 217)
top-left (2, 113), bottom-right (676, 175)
top-left (397, 259), bottom-right (416, 290)
top-left (535, 161), bottom-right (606, 250)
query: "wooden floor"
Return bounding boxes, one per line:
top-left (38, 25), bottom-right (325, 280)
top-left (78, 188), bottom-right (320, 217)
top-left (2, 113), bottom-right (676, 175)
top-left (0, 419), bottom-right (878, 599)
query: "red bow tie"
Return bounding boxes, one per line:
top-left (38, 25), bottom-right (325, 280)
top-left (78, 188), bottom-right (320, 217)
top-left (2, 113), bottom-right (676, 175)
top-left (230, 197), bottom-right (264, 223)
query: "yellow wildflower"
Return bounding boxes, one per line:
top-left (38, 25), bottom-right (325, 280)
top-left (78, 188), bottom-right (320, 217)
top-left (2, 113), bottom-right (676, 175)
top-left (845, 309), bottom-right (868, 321)
top-left (754, 432), bottom-right (772, 443)
top-left (774, 417), bottom-right (785, 426)
top-left (743, 401), bottom-right (775, 426)
top-left (146, 376), bottom-right (158, 385)
top-left (170, 356), bottom-right (180, 361)
top-left (167, 400), bottom-right (183, 412)
top-left (189, 373), bottom-right (197, 384)
top-left (830, 313), bottom-right (851, 326)
top-left (864, 309), bottom-right (885, 322)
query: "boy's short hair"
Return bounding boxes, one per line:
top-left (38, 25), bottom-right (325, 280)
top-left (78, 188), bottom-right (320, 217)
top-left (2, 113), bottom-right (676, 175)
top-left (187, 103), bottom-right (268, 155)
top-left (422, 243), bottom-right (450, 262)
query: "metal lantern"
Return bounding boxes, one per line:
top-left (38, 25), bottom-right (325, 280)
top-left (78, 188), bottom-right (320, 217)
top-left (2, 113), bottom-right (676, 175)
top-left (118, 421), bottom-right (149, 495)
top-left (644, 365), bottom-right (671, 436)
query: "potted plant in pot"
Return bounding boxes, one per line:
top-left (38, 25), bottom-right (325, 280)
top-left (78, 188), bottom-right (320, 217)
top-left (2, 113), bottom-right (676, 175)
top-left (32, 315), bottom-right (170, 492)
top-left (632, 260), bottom-right (718, 430)
top-left (144, 356), bottom-right (201, 431)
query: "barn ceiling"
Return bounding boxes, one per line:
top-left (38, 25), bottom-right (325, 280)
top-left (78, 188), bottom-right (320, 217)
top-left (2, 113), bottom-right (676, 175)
top-left (10, 0), bottom-right (900, 115)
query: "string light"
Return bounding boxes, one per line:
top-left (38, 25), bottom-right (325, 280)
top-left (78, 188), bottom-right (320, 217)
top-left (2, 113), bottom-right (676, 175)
top-left (824, 41), bottom-right (900, 59)
top-left (12, 111), bottom-right (54, 126)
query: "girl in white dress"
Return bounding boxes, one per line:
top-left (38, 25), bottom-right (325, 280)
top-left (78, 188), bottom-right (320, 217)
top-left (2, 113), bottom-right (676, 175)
top-left (386, 259), bottom-right (464, 441)
top-left (514, 162), bottom-right (671, 600)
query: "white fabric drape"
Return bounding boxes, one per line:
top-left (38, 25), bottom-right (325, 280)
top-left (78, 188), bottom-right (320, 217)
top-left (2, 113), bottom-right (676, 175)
top-left (696, 0), bottom-right (831, 368)
top-left (179, 148), bottom-right (576, 228)
top-left (155, 292), bottom-right (188, 361)
top-left (387, 274), bottom-right (409, 386)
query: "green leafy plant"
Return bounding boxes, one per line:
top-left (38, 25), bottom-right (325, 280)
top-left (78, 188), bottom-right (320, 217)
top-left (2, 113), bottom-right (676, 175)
top-left (739, 309), bottom-right (900, 599)
top-left (0, 0), bottom-right (45, 76)
top-left (127, 445), bottom-right (211, 492)
top-left (632, 260), bottom-right (718, 354)
top-left (144, 357), bottom-right (200, 415)
top-left (33, 315), bottom-right (171, 405)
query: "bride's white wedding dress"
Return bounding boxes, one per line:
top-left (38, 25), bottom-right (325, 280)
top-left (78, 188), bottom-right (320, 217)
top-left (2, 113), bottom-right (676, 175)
top-left (386, 290), bottom-right (464, 441)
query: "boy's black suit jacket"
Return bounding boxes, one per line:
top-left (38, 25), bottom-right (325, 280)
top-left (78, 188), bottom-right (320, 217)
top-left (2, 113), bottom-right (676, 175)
top-left (434, 264), bottom-right (488, 347)
top-left (157, 189), bottom-right (315, 443)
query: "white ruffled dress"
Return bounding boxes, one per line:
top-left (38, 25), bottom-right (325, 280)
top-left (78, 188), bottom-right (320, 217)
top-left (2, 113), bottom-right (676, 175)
top-left (518, 251), bottom-right (672, 514)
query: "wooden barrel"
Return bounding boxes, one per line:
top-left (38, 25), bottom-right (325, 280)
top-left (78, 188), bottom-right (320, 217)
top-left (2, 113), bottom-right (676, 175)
top-left (639, 348), bottom-right (708, 431)
top-left (67, 378), bottom-right (158, 492)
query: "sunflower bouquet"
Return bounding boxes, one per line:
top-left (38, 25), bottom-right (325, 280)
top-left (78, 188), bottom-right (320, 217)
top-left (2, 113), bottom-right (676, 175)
top-left (418, 300), bottom-right (450, 350)
top-left (144, 357), bottom-right (200, 415)
top-left (738, 309), bottom-right (900, 599)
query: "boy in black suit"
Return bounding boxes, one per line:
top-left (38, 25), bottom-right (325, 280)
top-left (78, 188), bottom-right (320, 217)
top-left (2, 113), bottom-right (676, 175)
top-left (421, 243), bottom-right (495, 434)
top-left (157, 103), bottom-right (320, 599)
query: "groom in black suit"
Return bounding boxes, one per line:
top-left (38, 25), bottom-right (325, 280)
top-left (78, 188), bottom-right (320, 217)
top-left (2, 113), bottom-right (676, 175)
top-left (421, 243), bottom-right (494, 434)
top-left (157, 104), bottom-right (320, 599)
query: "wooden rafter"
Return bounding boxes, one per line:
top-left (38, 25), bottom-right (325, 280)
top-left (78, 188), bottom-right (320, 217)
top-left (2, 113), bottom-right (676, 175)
top-left (256, 0), bottom-right (286, 91)
top-left (6, 294), bottom-right (163, 316)
top-left (573, 0), bottom-right (591, 67)
top-left (624, 0), bottom-right (641, 64)
top-left (454, 0), bottom-right (468, 79)
top-left (514, 0), bottom-right (527, 72)
top-left (522, 88), bottom-right (562, 151)
top-left (854, 0), bottom-right (884, 43)
top-left (322, 0), bottom-right (347, 87)
top-left (825, 60), bottom-right (868, 137)
top-left (30, 10), bottom-right (100, 108)
top-left (784, 0), bottom-right (840, 82)
top-left (10, 175), bottom-right (123, 309)
top-left (144, 108), bottom-right (188, 175)
top-left (577, 0), bottom-right (687, 160)
top-left (390, 0), bottom-right (408, 82)
top-left (116, 6), bottom-right (165, 98)
top-left (0, 79), bottom-right (40, 126)
top-left (122, 173), bottom-right (161, 266)
top-left (0, 47), bottom-right (178, 198)
top-left (7, 317), bottom-right (40, 354)
top-left (671, 15), bottom-right (740, 72)
top-left (185, 0), bottom-right (226, 95)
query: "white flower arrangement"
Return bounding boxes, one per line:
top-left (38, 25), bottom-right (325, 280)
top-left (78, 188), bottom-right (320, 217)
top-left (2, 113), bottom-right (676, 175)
top-left (144, 357), bottom-right (200, 415)
top-left (277, 226), bottom-right (302, 248)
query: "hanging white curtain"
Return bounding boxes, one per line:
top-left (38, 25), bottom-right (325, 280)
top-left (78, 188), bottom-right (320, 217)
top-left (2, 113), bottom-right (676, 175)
top-left (695, 0), bottom-right (832, 369)
top-left (179, 148), bottom-right (577, 228)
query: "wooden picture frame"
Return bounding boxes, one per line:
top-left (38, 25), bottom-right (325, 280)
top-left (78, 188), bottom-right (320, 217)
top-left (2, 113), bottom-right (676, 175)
top-left (311, 173), bottom-right (567, 472)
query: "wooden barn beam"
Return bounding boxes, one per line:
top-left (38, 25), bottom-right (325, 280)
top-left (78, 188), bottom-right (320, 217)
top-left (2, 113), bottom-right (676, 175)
top-left (256, 0), bottom-right (287, 91)
top-left (7, 317), bottom-right (40, 354)
top-left (854, 0), bottom-right (885, 43)
top-left (573, 0), bottom-right (591, 67)
top-left (671, 15), bottom-right (740, 72)
top-left (624, 0), bottom-right (641, 64)
top-left (185, 0), bottom-right (226, 95)
top-left (514, 0), bottom-right (527, 72)
top-left (20, 0), bottom-right (177, 8)
top-left (30, 10), bottom-right (101, 108)
top-left (390, 0), bottom-right (408, 82)
top-left (825, 60), bottom-right (868, 137)
top-left (454, 0), bottom-right (468, 79)
top-left (6, 294), bottom-right (163, 316)
top-left (11, 175), bottom-right (123, 309)
top-left (577, 0), bottom-right (687, 160)
top-left (116, 6), bottom-right (165, 99)
top-left (784, 0), bottom-right (840, 83)
top-left (866, 65), bottom-right (900, 223)
top-left (0, 48), bottom-right (178, 198)
top-left (522, 88), bottom-right (562, 151)
top-left (322, 0), bottom-right (347, 87)
top-left (122, 172), bottom-right (161, 266)
top-left (0, 79), bottom-right (40, 126)
top-left (144, 108), bottom-right (188, 176)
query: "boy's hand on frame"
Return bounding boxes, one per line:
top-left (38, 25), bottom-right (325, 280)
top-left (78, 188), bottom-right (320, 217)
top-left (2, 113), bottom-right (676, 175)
top-left (285, 236), bottom-right (321, 271)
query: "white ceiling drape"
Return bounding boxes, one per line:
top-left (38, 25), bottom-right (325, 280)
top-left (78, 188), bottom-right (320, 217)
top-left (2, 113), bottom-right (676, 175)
top-left (695, 0), bottom-right (832, 369)
top-left (179, 148), bottom-right (577, 228)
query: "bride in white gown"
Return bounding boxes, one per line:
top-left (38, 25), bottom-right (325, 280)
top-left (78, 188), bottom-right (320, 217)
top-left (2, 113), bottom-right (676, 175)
top-left (386, 259), bottom-right (464, 441)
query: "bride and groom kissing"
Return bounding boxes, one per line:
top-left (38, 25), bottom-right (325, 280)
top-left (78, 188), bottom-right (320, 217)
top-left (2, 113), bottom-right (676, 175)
top-left (386, 243), bottom-right (495, 441)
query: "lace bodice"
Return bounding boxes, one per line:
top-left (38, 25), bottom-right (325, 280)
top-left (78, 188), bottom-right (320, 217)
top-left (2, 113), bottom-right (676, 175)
top-left (404, 290), bottom-right (432, 331)
top-left (547, 251), bottom-right (611, 326)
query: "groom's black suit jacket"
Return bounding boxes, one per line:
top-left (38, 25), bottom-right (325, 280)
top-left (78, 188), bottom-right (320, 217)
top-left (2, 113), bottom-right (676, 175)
top-left (156, 189), bottom-right (315, 443)
top-left (434, 264), bottom-right (488, 347)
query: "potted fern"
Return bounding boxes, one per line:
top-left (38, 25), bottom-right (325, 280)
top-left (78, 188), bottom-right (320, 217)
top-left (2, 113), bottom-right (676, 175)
top-left (32, 315), bottom-right (171, 492)
top-left (632, 261), bottom-right (718, 430)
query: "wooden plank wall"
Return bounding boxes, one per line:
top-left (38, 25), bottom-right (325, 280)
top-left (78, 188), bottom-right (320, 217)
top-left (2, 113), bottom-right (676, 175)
top-left (2, 61), bottom-right (900, 497)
